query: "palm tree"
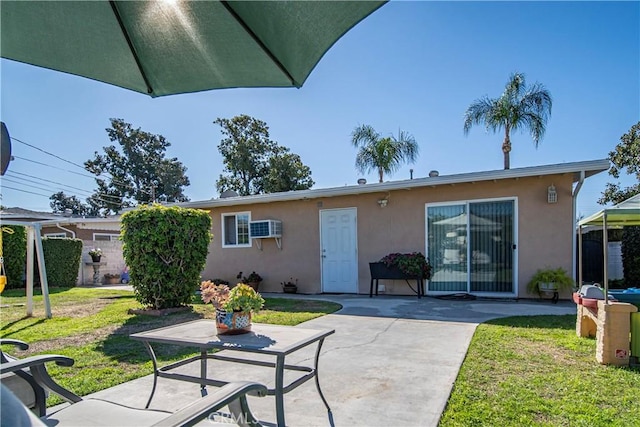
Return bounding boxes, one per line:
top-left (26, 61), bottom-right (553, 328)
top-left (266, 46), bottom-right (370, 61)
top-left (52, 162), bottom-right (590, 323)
top-left (351, 125), bottom-right (419, 182)
top-left (463, 72), bottom-right (552, 169)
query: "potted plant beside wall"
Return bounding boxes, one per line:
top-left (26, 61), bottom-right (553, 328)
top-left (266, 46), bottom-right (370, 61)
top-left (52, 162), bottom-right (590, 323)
top-left (526, 267), bottom-right (574, 302)
top-left (88, 248), bottom-right (103, 263)
top-left (237, 271), bottom-right (263, 291)
top-left (377, 252), bottom-right (432, 279)
top-left (103, 273), bottom-right (120, 285)
top-left (281, 278), bottom-right (298, 294)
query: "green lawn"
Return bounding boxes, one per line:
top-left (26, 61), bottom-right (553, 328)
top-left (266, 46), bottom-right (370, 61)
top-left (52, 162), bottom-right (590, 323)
top-left (3, 289), bottom-right (638, 424)
top-left (439, 315), bottom-right (640, 426)
top-left (0, 287), bottom-right (341, 405)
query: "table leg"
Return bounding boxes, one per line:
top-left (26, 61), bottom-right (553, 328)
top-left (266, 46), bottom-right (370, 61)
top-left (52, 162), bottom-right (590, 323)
top-left (275, 354), bottom-right (286, 427)
top-left (200, 349), bottom-right (208, 397)
top-left (142, 342), bottom-right (159, 409)
top-left (314, 338), bottom-right (334, 427)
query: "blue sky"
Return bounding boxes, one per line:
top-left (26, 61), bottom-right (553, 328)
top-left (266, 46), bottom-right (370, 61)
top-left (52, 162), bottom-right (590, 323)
top-left (1, 1), bottom-right (638, 218)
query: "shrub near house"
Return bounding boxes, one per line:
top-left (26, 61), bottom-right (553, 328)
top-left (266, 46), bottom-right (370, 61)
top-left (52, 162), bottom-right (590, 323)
top-left (121, 204), bottom-right (212, 309)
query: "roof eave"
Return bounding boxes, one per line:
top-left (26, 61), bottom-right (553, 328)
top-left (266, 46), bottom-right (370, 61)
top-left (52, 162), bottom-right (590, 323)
top-left (178, 159), bottom-right (610, 209)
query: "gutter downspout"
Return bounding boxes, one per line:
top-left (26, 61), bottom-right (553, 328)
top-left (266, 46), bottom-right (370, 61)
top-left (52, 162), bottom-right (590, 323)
top-left (56, 223), bottom-right (76, 238)
top-left (572, 171), bottom-right (585, 286)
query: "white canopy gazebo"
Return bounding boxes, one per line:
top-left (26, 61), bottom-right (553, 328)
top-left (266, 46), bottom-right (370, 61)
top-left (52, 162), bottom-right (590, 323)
top-left (578, 194), bottom-right (640, 302)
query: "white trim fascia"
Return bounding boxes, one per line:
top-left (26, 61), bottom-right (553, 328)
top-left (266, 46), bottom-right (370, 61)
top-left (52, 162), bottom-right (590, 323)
top-left (177, 159), bottom-right (609, 210)
top-left (38, 217), bottom-right (122, 229)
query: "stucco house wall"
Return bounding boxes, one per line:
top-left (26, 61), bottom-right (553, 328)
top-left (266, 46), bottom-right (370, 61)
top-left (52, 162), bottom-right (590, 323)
top-left (197, 161), bottom-right (600, 299)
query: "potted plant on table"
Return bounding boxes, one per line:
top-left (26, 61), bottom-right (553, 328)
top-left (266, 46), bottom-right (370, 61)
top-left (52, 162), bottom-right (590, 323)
top-left (88, 248), bottom-right (103, 263)
top-left (526, 267), bottom-right (574, 300)
top-left (200, 281), bottom-right (265, 335)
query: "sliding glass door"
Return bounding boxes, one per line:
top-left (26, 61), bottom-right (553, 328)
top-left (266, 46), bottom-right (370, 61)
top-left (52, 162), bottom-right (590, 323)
top-left (426, 199), bottom-right (515, 294)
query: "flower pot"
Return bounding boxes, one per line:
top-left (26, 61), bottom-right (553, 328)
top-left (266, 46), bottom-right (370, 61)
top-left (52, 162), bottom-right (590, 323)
top-left (282, 284), bottom-right (298, 294)
top-left (538, 282), bottom-right (558, 293)
top-left (246, 281), bottom-right (260, 291)
top-left (215, 308), bottom-right (252, 335)
top-left (91, 255), bottom-right (101, 263)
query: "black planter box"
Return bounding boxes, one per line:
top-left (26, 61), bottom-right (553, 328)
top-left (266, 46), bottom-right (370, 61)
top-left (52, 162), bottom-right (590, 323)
top-left (369, 262), bottom-right (425, 298)
top-left (369, 262), bottom-right (422, 280)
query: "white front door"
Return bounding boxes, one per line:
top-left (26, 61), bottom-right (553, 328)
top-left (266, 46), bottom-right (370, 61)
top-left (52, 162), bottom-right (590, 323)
top-left (320, 208), bottom-right (358, 293)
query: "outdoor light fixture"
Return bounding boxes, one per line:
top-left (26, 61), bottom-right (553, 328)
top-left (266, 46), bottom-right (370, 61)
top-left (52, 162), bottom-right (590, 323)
top-left (377, 198), bottom-right (388, 207)
top-left (547, 184), bottom-right (557, 204)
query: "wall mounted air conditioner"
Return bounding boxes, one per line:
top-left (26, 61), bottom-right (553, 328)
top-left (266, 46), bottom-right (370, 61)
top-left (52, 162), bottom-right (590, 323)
top-left (249, 220), bottom-right (282, 238)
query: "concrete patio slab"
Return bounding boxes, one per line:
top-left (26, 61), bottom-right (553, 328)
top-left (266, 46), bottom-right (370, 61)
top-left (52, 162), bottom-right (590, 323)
top-left (57, 294), bottom-right (576, 426)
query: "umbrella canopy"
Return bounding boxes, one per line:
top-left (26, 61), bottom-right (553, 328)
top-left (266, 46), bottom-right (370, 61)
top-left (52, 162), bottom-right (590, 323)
top-left (1, 1), bottom-right (386, 97)
top-left (433, 213), bottom-right (502, 231)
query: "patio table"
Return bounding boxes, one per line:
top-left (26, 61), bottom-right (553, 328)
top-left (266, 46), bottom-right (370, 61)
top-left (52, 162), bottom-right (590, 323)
top-left (130, 320), bottom-right (335, 427)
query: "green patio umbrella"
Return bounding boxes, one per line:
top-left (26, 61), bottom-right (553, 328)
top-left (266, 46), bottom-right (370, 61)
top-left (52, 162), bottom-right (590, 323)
top-left (1, 1), bottom-right (386, 97)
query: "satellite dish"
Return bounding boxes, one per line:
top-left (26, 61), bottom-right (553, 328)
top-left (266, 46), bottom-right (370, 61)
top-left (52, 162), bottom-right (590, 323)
top-left (1, 122), bottom-right (11, 176)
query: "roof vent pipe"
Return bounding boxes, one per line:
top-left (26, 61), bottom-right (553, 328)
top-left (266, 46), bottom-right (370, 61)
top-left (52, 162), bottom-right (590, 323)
top-left (410, 169), bottom-right (413, 179)
top-left (357, 178), bottom-right (367, 185)
top-left (429, 170), bottom-right (439, 177)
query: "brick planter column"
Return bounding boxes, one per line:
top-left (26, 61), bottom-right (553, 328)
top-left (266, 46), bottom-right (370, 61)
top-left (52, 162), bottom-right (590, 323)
top-left (576, 303), bottom-right (597, 338)
top-left (596, 301), bottom-right (638, 366)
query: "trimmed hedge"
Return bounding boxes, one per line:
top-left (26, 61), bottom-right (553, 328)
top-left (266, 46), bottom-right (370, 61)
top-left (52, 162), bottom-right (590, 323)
top-left (622, 226), bottom-right (640, 285)
top-left (41, 237), bottom-right (83, 287)
top-left (121, 204), bottom-right (212, 309)
top-left (1, 225), bottom-right (26, 289)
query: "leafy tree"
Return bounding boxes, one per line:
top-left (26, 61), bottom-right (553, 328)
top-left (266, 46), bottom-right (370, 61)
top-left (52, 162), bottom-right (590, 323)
top-left (463, 72), bottom-right (552, 169)
top-left (214, 115), bottom-right (275, 196)
top-left (214, 115), bottom-right (313, 195)
top-left (598, 121), bottom-right (640, 205)
top-left (49, 191), bottom-right (98, 217)
top-left (350, 124), bottom-right (419, 182)
top-left (84, 119), bottom-right (190, 215)
top-left (262, 146), bottom-right (315, 193)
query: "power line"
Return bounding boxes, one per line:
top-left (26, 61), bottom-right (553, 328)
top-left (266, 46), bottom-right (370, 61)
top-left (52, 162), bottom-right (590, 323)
top-left (2, 183), bottom-right (129, 209)
top-left (5, 171), bottom-right (94, 196)
top-left (1, 185), bottom-right (51, 198)
top-left (12, 156), bottom-right (98, 179)
top-left (11, 136), bottom-right (91, 172)
top-left (13, 155), bottom-right (152, 196)
top-left (2, 177), bottom-right (58, 193)
top-left (4, 170), bottom-right (124, 199)
top-left (3, 171), bottom-right (128, 206)
top-left (11, 135), bottom-right (155, 196)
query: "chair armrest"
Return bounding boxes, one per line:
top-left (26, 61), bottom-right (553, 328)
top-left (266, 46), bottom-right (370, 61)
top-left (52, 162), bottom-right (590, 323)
top-left (152, 381), bottom-right (267, 427)
top-left (0, 338), bottom-right (29, 350)
top-left (0, 355), bottom-right (82, 404)
top-left (0, 354), bottom-right (74, 374)
top-left (0, 339), bottom-right (29, 363)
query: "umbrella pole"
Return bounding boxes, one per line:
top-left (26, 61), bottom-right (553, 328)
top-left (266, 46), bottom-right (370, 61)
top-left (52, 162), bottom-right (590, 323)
top-left (603, 213), bottom-right (608, 304)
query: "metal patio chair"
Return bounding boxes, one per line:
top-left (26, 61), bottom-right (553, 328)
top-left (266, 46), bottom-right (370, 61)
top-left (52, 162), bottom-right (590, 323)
top-left (0, 339), bottom-right (51, 416)
top-left (0, 351), bottom-right (267, 427)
